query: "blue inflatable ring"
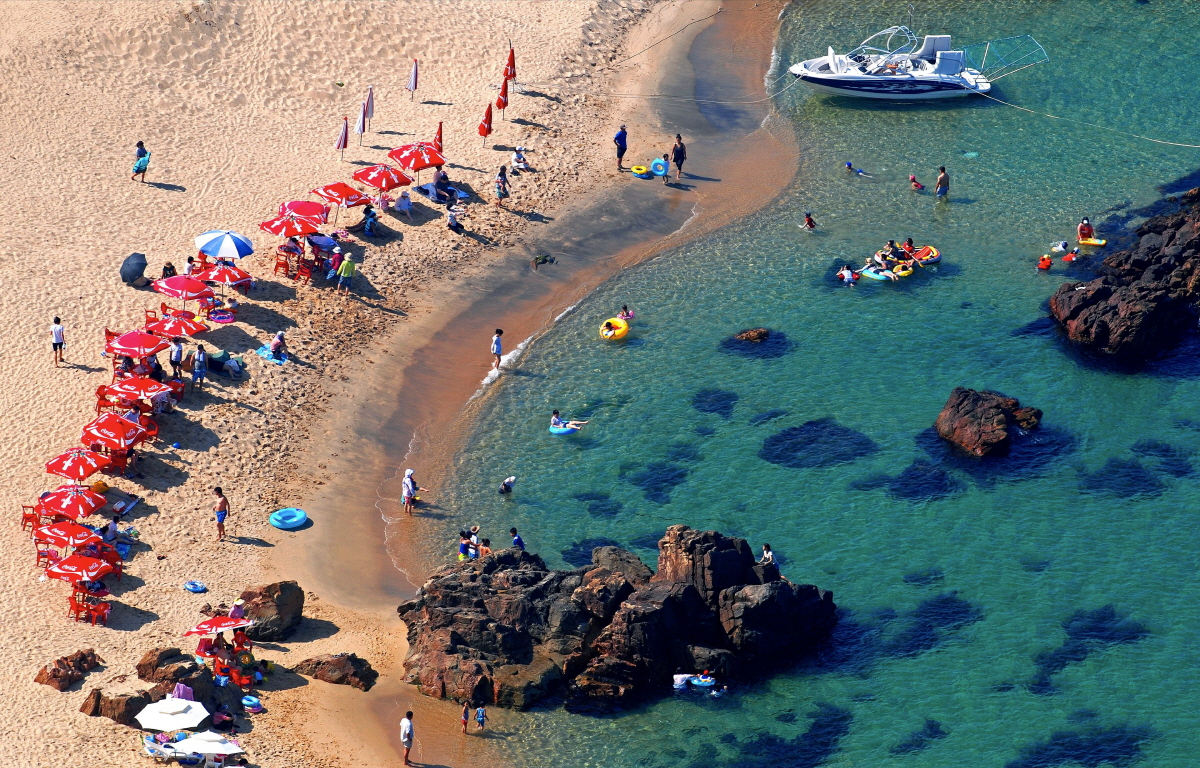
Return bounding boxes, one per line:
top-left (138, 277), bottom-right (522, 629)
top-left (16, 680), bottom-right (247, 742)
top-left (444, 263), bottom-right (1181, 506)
top-left (650, 158), bottom-right (669, 177)
top-left (241, 695), bottom-right (260, 708)
top-left (270, 507), bottom-right (308, 530)
top-left (548, 426), bottom-right (579, 436)
top-left (689, 675), bottom-right (716, 687)
top-left (184, 580), bottom-right (207, 593)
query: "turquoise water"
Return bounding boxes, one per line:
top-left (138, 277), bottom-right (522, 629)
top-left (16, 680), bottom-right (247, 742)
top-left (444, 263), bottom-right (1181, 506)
top-left (442, 1), bottom-right (1200, 765)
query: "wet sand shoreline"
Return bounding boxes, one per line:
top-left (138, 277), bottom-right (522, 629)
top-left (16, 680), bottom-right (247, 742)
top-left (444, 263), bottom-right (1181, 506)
top-left (269, 2), bottom-right (796, 764)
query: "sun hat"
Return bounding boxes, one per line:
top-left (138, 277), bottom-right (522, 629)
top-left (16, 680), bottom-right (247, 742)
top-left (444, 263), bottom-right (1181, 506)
top-left (404, 468), bottom-right (414, 477)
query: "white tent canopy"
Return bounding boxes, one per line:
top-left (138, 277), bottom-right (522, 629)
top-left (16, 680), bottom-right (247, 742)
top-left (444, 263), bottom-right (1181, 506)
top-left (134, 698), bottom-right (211, 731)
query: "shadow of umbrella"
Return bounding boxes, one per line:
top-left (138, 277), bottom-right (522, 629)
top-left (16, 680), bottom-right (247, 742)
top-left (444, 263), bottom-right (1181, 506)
top-left (120, 252), bottom-right (147, 284)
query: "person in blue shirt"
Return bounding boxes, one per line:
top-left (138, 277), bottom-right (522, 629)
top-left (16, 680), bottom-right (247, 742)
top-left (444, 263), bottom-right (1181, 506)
top-left (509, 527), bottom-right (525, 551)
top-left (132, 141), bottom-right (150, 182)
top-left (614, 124), bottom-right (628, 171)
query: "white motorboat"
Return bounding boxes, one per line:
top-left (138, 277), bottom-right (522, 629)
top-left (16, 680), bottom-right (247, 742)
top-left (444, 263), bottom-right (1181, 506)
top-left (788, 26), bottom-right (1046, 101)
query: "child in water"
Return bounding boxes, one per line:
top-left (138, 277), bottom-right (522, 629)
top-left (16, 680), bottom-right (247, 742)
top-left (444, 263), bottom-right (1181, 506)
top-left (1037, 255), bottom-right (1053, 270)
top-left (1062, 247), bottom-right (1081, 262)
top-left (618, 305), bottom-right (635, 320)
top-left (802, 212), bottom-right (817, 231)
top-left (909, 175), bottom-right (925, 190)
top-left (836, 265), bottom-right (858, 286)
top-left (845, 161), bottom-right (871, 177)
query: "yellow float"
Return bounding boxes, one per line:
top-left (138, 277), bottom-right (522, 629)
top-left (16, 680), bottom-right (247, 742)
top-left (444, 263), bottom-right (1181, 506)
top-left (599, 317), bottom-right (629, 340)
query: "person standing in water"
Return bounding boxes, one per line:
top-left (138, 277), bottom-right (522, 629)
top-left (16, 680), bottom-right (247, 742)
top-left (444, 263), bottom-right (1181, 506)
top-left (132, 141), bottom-right (150, 182)
top-left (402, 469), bottom-right (427, 516)
top-left (1077, 217), bottom-right (1095, 242)
top-left (491, 329), bottom-right (503, 370)
top-left (475, 703), bottom-right (488, 731)
top-left (461, 701), bottom-right (470, 734)
top-left (399, 711), bottom-right (414, 766)
top-left (935, 166), bottom-right (950, 200)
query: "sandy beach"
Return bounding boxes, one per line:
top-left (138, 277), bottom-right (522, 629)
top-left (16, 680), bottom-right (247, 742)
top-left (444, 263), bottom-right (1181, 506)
top-left (0, 1), bottom-right (792, 765)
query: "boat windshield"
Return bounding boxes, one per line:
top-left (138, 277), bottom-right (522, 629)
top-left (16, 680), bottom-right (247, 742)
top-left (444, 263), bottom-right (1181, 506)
top-left (844, 26), bottom-right (919, 62)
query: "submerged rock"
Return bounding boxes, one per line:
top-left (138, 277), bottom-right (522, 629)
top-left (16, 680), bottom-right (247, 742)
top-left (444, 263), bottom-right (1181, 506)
top-left (760, 418), bottom-right (879, 469)
top-left (397, 526), bottom-right (835, 712)
top-left (934, 387), bottom-right (1042, 457)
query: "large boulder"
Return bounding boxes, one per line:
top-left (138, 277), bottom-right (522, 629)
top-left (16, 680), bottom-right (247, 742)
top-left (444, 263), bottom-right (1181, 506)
top-left (34, 649), bottom-right (104, 692)
top-left (80, 688), bottom-right (155, 725)
top-left (294, 653), bottom-right (378, 691)
top-left (717, 581), bottom-right (837, 660)
top-left (652, 525), bottom-right (756, 605)
top-left (591, 546), bottom-right (653, 584)
top-left (934, 387), bottom-right (1042, 457)
top-left (240, 581), bottom-right (305, 641)
top-left (493, 652), bottom-right (563, 709)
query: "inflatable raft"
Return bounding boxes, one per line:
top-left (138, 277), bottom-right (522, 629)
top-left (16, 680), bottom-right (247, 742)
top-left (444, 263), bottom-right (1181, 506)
top-left (600, 317), bottom-right (629, 340)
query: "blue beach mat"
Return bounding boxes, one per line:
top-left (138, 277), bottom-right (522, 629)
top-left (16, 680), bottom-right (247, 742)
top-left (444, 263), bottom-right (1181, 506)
top-left (256, 346), bottom-right (288, 365)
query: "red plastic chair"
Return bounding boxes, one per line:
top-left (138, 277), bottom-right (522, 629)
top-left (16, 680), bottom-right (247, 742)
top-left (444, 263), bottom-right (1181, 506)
top-left (68, 594), bottom-right (91, 622)
top-left (37, 547), bottom-right (60, 568)
top-left (294, 260), bottom-right (313, 284)
top-left (143, 309), bottom-right (158, 325)
top-left (196, 638), bottom-right (216, 659)
top-left (21, 505), bottom-right (40, 533)
top-left (136, 417), bottom-right (159, 443)
top-left (84, 600), bottom-right (111, 626)
top-left (273, 252), bottom-right (291, 277)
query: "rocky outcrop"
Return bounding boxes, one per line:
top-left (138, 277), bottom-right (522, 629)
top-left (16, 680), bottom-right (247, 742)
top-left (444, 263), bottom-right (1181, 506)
top-left (81, 647), bottom-right (241, 726)
top-left (935, 387), bottom-right (1043, 457)
top-left (80, 688), bottom-right (153, 725)
top-left (1048, 197), bottom-right (1200, 357)
top-left (294, 653), bottom-right (378, 691)
top-left (397, 526), bottom-right (836, 712)
top-left (734, 328), bottom-right (770, 342)
top-left (34, 649), bottom-right (104, 691)
top-left (240, 581), bottom-right (304, 641)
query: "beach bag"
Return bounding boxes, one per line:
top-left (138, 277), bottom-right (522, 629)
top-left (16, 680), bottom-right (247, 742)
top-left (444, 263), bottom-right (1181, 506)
top-left (91, 480), bottom-right (110, 494)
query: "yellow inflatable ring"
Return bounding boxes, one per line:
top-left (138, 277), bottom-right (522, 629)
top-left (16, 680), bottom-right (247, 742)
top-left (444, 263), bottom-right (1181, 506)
top-left (630, 165), bottom-right (648, 175)
top-left (893, 263), bottom-right (913, 277)
top-left (599, 317), bottom-right (629, 340)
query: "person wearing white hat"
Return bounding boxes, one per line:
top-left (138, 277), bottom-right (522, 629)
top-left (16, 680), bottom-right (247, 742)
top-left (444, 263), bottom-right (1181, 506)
top-left (402, 469), bottom-right (427, 516)
top-left (511, 146), bottom-right (532, 172)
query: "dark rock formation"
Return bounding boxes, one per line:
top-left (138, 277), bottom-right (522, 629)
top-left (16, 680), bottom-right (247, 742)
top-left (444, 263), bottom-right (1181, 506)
top-left (1048, 196), bottom-right (1200, 357)
top-left (81, 647), bottom-right (242, 726)
top-left (80, 688), bottom-right (153, 725)
top-left (294, 653), bottom-right (378, 691)
top-left (397, 526), bottom-right (835, 712)
top-left (935, 387), bottom-right (1042, 457)
top-left (34, 649), bottom-right (104, 691)
top-left (735, 328), bottom-right (770, 342)
top-left (240, 581), bottom-right (304, 641)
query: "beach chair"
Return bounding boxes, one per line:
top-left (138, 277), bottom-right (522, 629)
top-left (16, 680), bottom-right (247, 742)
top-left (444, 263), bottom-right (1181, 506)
top-left (36, 546), bottom-right (60, 568)
top-left (68, 594), bottom-right (91, 622)
top-left (137, 417), bottom-right (160, 444)
top-left (143, 309), bottom-right (158, 325)
top-left (142, 739), bottom-right (175, 764)
top-left (85, 600), bottom-right (111, 626)
top-left (21, 504), bottom-right (40, 533)
top-left (294, 259), bottom-right (313, 284)
top-left (273, 251), bottom-right (291, 277)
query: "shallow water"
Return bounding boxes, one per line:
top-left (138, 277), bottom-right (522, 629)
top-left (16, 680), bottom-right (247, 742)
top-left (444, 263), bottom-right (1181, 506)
top-left (441, 1), bottom-right (1200, 765)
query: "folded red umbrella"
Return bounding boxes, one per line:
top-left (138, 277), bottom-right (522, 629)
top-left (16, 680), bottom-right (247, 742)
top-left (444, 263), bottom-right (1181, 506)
top-left (45, 448), bottom-right (110, 482)
top-left (153, 276), bottom-right (215, 302)
top-left (81, 413), bottom-right (145, 450)
top-left (40, 485), bottom-right (107, 520)
top-left (352, 163), bottom-right (412, 192)
top-left (311, 182), bottom-right (370, 208)
top-left (106, 330), bottom-right (168, 359)
top-left (46, 554), bottom-right (113, 584)
top-left (195, 265), bottom-right (252, 285)
top-left (260, 212), bottom-right (323, 238)
top-left (278, 201), bottom-right (329, 221)
top-left (107, 376), bottom-right (172, 400)
top-left (34, 521), bottom-right (102, 549)
top-left (183, 616), bottom-right (254, 636)
top-left (388, 143), bottom-right (446, 173)
top-left (144, 315), bottom-right (209, 338)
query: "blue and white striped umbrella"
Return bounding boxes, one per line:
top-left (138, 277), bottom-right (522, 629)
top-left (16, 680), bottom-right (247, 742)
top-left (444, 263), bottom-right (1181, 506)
top-left (194, 230), bottom-right (253, 260)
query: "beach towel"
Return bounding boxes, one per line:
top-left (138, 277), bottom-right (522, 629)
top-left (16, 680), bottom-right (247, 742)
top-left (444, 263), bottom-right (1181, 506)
top-left (132, 152), bottom-right (150, 174)
top-left (256, 345), bottom-right (288, 365)
top-left (417, 183), bottom-right (468, 201)
top-left (115, 542), bottom-right (132, 560)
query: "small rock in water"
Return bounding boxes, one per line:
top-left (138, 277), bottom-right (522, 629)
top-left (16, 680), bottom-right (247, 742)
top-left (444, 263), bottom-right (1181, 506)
top-left (760, 418), bottom-right (879, 469)
top-left (692, 389), bottom-right (739, 419)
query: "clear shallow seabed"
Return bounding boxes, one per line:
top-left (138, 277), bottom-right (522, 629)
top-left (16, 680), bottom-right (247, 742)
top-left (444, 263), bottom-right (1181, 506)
top-left (439, 1), bottom-right (1200, 765)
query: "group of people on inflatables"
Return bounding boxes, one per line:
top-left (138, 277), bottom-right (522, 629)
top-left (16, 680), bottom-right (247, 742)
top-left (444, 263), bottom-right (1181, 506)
top-left (837, 238), bottom-right (929, 285)
top-left (1037, 217), bottom-right (1104, 271)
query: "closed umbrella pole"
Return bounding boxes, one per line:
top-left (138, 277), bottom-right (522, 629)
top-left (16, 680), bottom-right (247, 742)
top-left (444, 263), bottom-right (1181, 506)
top-left (355, 101), bottom-right (367, 146)
top-left (335, 116), bottom-right (349, 161)
top-left (364, 85), bottom-right (375, 131)
top-left (406, 59), bottom-right (418, 101)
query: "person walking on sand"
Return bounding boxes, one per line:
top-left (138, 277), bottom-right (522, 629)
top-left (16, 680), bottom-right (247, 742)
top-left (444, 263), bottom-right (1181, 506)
top-left (671, 134), bottom-right (687, 181)
top-left (399, 711), bottom-right (415, 766)
top-left (494, 166), bottom-right (510, 207)
top-left (192, 344), bottom-right (207, 391)
top-left (614, 124), bottom-right (628, 171)
top-left (50, 316), bottom-right (66, 367)
top-left (661, 153), bottom-right (671, 186)
top-left (213, 487), bottom-right (230, 542)
top-left (475, 703), bottom-right (488, 731)
top-left (132, 141), bottom-right (150, 182)
top-left (935, 166), bottom-right (950, 200)
top-left (461, 700), bottom-right (470, 734)
top-left (336, 256), bottom-right (356, 295)
top-left (491, 329), bottom-right (503, 369)
top-left (168, 336), bottom-right (184, 379)
top-left (402, 469), bottom-right (428, 516)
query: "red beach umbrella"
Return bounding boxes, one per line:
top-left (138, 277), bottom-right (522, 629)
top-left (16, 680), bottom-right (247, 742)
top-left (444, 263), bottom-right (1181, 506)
top-left (144, 314), bottom-right (209, 338)
top-left (496, 77), bottom-right (509, 115)
top-left (81, 413), bottom-right (145, 451)
top-left (153, 276), bottom-right (215, 302)
top-left (40, 485), bottom-right (108, 521)
top-left (504, 47), bottom-right (516, 81)
top-left (433, 122), bottom-right (443, 154)
top-left (196, 265), bottom-right (251, 286)
top-left (479, 103), bottom-right (493, 144)
top-left (259, 212), bottom-right (322, 238)
top-left (311, 182), bottom-right (370, 208)
top-left (278, 201), bottom-right (329, 222)
top-left (46, 554), bottom-right (113, 584)
top-left (406, 59), bottom-right (419, 101)
top-left (45, 448), bottom-right (110, 482)
top-left (183, 616), bottom-right (254, 636)
top-left (107, 376), bottom-right (172, 400)
top-left (388, 143), bottom-right (446, 174)
top-left (106, 330), bottom-right (168, 359)
top-left (334, 116), bottom-right (349, 160)
top-left (354, 101), bottom-right (367, 145)
top-left (352, 163), bottom-right (412, 192)
top-left (33, 521), bottom-right (102, 549)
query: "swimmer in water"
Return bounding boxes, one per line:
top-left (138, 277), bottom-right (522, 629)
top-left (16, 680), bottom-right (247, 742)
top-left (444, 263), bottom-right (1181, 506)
top-left (1062, 247), bottom-right (1081, 262)
top-left (1037, 255), bottom-right (1053, 270)
top-left (1051, 241), bottom-right (1070, 253)
top-left (618, 305), bottom-right (635, 320)
top-left (909, 174), bottom-right (925, 190)
top-left (550, 410), bottom-right (588, 430)
top-left (1077, 217), bottom-right (1095, 242)
top-left (601, 321), bottom-right (619, 338)
top-left (836, 265), bottom-right (857, 286)
top-left (845, 161), bottom-right (872, 177)
top-left (802, 211), bottom-right (817, 231)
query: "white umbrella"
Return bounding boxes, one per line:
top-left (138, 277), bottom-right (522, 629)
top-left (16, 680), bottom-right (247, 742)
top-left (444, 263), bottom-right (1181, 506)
top-left (405, 58), bottom-right (418, 100)
top-left (364, 85), bottom-right (375, 130)
top-left (354, 100), bottom-right (367, 145)
top-left (134, 697), bottom-right (211, 731)
top-left (170, 731), bottom-right (245, 756)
